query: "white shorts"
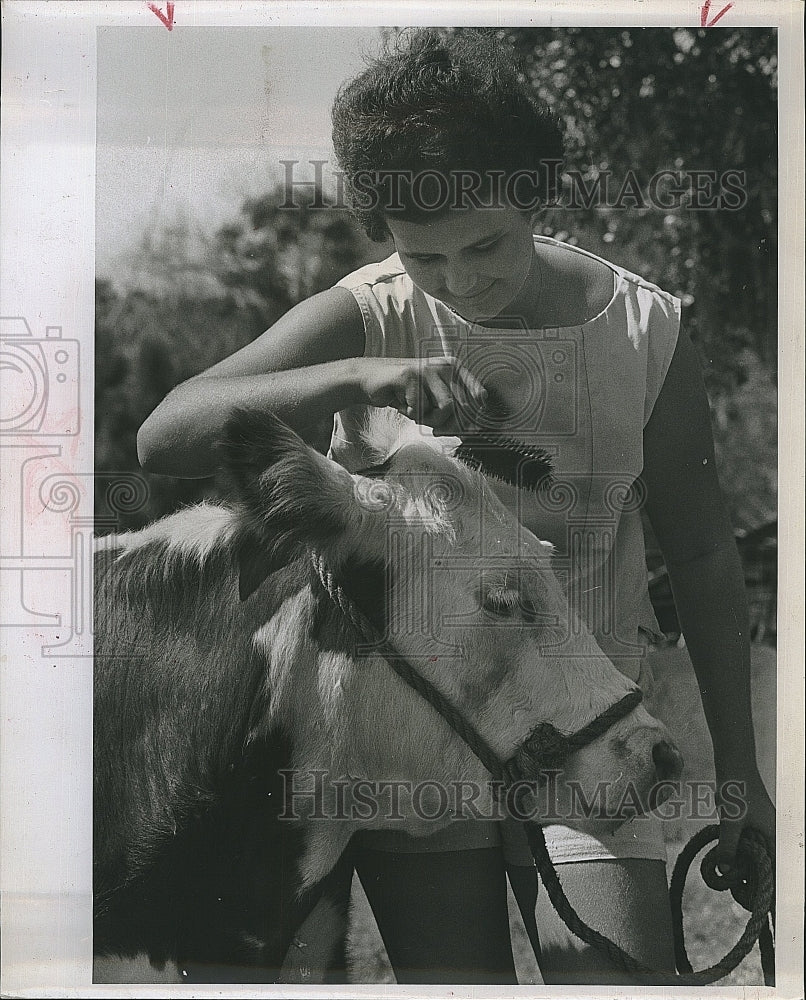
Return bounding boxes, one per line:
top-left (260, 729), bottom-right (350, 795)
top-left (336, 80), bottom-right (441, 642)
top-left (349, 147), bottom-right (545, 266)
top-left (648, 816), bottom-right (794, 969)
top-left (356, 813), bottom-right (667, 866)
top-left (500, 815), bottom-right (667, 867)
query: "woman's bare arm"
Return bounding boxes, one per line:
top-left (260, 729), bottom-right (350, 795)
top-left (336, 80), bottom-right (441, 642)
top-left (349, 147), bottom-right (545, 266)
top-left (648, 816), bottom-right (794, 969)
top-left (137, 285), bottom-right (487, 478)
top-left (137, 287), bottom-right (367, 477)
top-left (641, 330), bottom-right (775, 868)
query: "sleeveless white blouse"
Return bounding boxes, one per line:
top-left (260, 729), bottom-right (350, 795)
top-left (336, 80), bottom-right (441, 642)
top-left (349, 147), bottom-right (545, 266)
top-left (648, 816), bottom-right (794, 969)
top-left (330, 236), bottom-right (681, 683)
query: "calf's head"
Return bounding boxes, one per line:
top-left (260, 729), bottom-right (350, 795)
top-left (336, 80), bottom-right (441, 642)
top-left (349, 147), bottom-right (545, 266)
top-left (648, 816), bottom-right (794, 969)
top-left (221, 409), bottom-right (682, 843)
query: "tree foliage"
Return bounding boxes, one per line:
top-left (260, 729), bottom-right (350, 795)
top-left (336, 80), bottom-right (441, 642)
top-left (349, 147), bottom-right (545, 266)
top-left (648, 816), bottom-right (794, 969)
top-left (487, 26), bottom-right (778, 388)
top-left (214, 190), bottom-right (378, 320)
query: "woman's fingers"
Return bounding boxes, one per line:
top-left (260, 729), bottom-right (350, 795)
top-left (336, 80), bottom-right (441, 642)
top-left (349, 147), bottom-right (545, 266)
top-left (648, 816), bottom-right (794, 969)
top-left (422, 367), bottom-right (455, 426)
top-left (425, 357), bottom-right (488, 430)
top-left (403, 378), bottom-right (420, 419)
top-left (400, 360), bottom-right (458, 425)
top-left (359, 356), bottom-right (488, 429)
top-left (450, 358), bottom-right (488, 412)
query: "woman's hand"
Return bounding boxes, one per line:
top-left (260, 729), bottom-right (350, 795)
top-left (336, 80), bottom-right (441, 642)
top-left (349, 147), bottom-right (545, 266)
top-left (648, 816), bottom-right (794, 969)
top-left (715, 760), bottom-right (776, 877)
top-left (356, 355), bottom-right (488, 434)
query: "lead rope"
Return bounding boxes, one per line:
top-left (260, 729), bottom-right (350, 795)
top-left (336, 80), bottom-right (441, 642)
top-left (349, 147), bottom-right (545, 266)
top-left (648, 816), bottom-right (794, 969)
top-left (314, 557), bottom-right (775, 986)
top-left (669, 825), bottom-right (775, 985)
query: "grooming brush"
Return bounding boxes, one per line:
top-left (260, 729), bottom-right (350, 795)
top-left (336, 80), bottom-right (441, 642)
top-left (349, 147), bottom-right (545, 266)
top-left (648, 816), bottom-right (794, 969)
top-left (452, 384), bottom-right (554, 493)
top-left (453, 433), bottom-right (554, 493)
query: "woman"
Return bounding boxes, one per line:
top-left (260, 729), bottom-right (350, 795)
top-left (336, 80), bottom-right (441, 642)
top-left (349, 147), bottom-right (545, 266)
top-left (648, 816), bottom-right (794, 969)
top-left (138, 29), bottom-right (775, 985)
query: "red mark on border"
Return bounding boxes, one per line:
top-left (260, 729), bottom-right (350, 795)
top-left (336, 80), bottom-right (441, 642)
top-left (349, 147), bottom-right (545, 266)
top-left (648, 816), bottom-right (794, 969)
top-left (147, 2), bottom-right (175, 31)
top-left (700, 0), bottom-right (734, 27)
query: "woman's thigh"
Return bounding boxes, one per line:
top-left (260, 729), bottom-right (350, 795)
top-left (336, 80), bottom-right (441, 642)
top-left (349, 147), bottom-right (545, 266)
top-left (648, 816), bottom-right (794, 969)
top-left (535, 857), bottom-right (675, 985)
top-left (353, 842), bottom-right (517, 985)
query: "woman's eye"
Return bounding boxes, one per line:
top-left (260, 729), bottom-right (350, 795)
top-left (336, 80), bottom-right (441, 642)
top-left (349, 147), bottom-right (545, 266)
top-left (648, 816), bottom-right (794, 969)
top-left (472, 240), bottom-right (499, 254)
top-left (408, 254), bottom-right (439, 264)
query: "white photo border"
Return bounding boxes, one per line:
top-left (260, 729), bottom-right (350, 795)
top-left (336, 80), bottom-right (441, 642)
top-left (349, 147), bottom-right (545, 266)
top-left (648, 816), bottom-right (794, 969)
top-left (1, 2), bottom-right (803, 997)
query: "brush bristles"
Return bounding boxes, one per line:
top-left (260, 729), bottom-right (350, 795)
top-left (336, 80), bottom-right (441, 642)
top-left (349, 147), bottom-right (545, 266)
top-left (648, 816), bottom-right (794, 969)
top-left (454, 435), bottom-right (554, 494)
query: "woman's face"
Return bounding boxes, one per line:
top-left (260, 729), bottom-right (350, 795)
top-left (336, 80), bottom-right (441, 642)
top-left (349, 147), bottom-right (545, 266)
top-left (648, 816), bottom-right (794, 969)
top-left (386, 206), bottom-right (538, 325)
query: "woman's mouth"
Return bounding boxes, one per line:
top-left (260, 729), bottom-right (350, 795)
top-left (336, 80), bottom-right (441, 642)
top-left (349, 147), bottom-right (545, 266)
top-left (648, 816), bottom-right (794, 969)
top-left (453, 282), bottom-right (495, 306)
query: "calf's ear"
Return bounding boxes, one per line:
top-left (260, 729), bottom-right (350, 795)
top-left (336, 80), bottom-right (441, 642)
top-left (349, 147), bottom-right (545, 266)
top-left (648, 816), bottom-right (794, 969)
top-left (218, 408), bottom-right (394, 598)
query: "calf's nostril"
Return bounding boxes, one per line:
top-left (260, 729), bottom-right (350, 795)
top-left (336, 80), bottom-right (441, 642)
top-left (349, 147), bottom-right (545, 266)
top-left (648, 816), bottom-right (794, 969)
top-left (652, 739), bottom-right (684, 781)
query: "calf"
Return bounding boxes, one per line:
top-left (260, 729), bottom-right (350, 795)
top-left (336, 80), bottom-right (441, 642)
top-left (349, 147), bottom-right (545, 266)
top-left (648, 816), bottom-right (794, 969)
top-left (94, 408), bottom-right (681, 981)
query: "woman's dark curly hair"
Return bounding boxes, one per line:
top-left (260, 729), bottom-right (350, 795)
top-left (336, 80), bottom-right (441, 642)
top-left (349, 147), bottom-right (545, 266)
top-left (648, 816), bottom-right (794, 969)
top-left (331, 29), bottom-right (564, 242)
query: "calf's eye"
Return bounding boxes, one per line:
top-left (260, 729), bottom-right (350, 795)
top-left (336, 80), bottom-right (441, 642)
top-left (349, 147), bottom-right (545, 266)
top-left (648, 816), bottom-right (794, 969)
top-left (482, 589), bottom-right (520, 617)
top-left (481, 590), bottom-right (549, 626)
